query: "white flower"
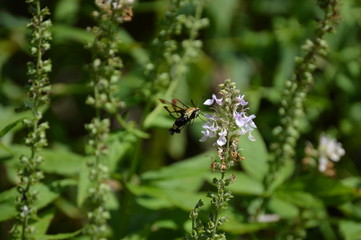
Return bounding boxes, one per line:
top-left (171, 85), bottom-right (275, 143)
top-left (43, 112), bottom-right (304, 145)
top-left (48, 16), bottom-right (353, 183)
top-left (257, 214), bottom-right (280, 223)
top-left (318, 155), bottom-right (329, 172)
top-left (22, 205), bottom-right (29, 214)
top-left (318, 135), bottom-right (345, 172)
top-left (200, 129), bottom-right (216, 142)
top-left (204, 94), bottom-right (223, 106)
top-left (20, 205), bottom-right (29, 217)
top-left (234, 111), bottom-right (257, 141)
top-left (199, 115), bottom-right (218, 142)
top-left (217, 129), bottom-right (227, 146)
top-left (235, 95), bottom-right (248, 107)
top-left (200, 85), bottom-right (258, 148)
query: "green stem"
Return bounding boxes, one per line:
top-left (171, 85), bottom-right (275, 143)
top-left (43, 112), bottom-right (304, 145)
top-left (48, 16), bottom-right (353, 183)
top-left (20, 1), bottom-right (43, 239)
top-left (211, 172), bottom-right (225, 239)
top-left (189, 0), bottom-right (204, 40)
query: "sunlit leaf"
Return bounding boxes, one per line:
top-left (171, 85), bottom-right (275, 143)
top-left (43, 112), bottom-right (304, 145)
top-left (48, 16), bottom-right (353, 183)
top-left (339, 220), bottom-right (361, 240)
top-left (240, 129), bottom-right (269, 181)
top-left (268, 196), bottom-right (299, 218)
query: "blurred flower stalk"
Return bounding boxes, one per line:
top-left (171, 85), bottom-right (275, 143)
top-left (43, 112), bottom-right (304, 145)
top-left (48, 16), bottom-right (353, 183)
top-left (84, 0), bottom-right (133, 239)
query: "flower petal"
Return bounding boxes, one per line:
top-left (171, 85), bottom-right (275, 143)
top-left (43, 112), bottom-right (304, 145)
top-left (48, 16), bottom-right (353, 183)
top-left (217, 136), bottom-right (227, 146)
top-left (204, 98), bottom-right (214, 105)
top-left (248, 132), bottom-right (256, 142)
top-left (318, 156), bottom-right (328, 172)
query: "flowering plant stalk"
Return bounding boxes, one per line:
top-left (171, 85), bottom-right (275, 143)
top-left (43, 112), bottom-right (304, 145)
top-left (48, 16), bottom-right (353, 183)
top-left (143, 0), bottom-right (209, 100)
top-left (254, 0), bottom-right (343, 237)
top-left (11, 0), bottom-right (52, 239)
top-left (140, 0), bottom-right (209, 176)
top-left (187, 79), bottom-right (257, 240)
top-left (84, 1), bottom-right (133, 239)
top-left (262, 0), bottom-right (340, 199)
top-left (268, 0), bottom-right (342, 183)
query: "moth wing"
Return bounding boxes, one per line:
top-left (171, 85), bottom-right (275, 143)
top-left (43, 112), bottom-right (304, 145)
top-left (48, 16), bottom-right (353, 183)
top-left (172, 98), bottom-right (190, 109)
top-left (163, 106), bottom-right (182, 119)
top-left (159, 99), bottom-right (185, 118)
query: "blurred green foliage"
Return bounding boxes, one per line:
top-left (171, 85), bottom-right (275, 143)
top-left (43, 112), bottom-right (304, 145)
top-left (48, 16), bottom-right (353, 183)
top-left (0, 0), bottom-right (361, 239)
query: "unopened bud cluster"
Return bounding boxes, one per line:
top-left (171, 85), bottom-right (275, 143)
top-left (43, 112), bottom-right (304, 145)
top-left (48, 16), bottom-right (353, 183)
top-left (94, 0), bottom-right (133, 23)
top-left (86, 0), bottom-right (131, 114)
top-left (12, 0), bottom-right (52, 239)
top-left (86, 119), bottom-right (110, 157)
top-left (85, 1), bottom-right (133, 239)
top-left (143, 0), bottom-right (209, 98)
top-left (26, 0), bottom-right (52, 104)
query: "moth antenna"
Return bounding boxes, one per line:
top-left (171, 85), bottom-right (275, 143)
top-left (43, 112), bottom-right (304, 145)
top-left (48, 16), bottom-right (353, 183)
top-left (197, 96), bottom-right (205, 108)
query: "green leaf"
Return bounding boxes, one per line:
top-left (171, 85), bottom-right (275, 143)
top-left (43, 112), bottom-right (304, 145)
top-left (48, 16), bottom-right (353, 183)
top-left (0, 142), bottom-right (13, 156)
top-left (341, 176), bottom-right (361, 189)
top-left (221, 220), bottom-right (270, 234)
top-left (127, 183), bottom-right (207, 211)
top-left (339, 202), bottom-right (361, 219)
top-left (1, 145), bottom-right (86, 176)
top-left (222, 172), bottom-right (264, 196)
top-left (145, 110), bottom-right (174, 129)
top-left (52, 24), bottom-right (93, 44)
top-left (77, 160), bottom-right (90, 207)
top-left (151, 219), bottom-right (178, 230)
top-left (41, 148), bottom-right (85, 176)
top-left (268, 196), bottom-right (299, 218)
top-left (54, 197), bottom-right (81, 219)
top-left (33, 209), bottom-right (55, 235)
top-left (0, 106), bottom-right (32, 139)
top-left (34, 183), bottom-right (60, 209)
top-left (207, 0), bottom-right (239, 36)
top-left (34, 229), bottom-right (83, 240)
top-left (54, 0), bottom-right (80, 24)
top-left (142, 151), bottom-right (213, 181)
top-left (339, 220), bottom-right (361, 240)
top-left (274, 190), bottom-right (322, 209)
top-left (240, 129), bottom-right (269, 181)
top-left (105, 191), bottom-right (119, 210)
top-left (141, 152), bottom-right (214, 192)
top-left (118, 29), bottom-right (149, 66)
top-left (320, 220), bottom-right (338, 240)
top-left (0, 187), bottom-right (17, 222)
top-left (281, 174), bottom-right (355, 205)
top-left (267, 159), bottom-right (295, 193)
top-left (106, 132), bottom-right (135, 172)
top-left (273, 46), bottom-right (297, 88)
top-left (0, 118), bottom-right (24, 138)
top-left (0, 183), bottom-right (59, 222)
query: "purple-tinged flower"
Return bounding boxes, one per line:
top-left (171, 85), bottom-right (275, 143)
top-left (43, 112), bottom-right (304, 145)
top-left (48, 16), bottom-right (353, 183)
top-left (200, 127), bottom-right (217, 142)
top-left (199, 117), bottom-right (218, 142)
top-left (200, 130), bottom-right (212, 142)
top-left (204, 94), bottom-right (223, 106)
top-left (199, 79), bottom-right (257, 172)
top-left (234, 112), bottom-right (257, 141)
top-left (235, 95), bottom-right (248, 107)
top-left (217, 129), bottom-right (227, 146)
